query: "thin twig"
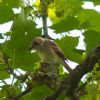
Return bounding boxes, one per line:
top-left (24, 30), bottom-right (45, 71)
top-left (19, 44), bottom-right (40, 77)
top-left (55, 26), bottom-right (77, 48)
top-left (3, 53), bottom-right (28, 82)
top-left (1, 80), bottom-right (8, 85)
top-left (11, 82), bottom-right (32, 100)
top-left (3, 54), bottom-right (19, 79)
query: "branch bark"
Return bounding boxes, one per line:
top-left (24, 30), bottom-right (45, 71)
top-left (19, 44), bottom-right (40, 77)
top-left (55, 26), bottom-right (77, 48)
top-left (3, 53), bottom-right (28, 82)
top-left (40, 0), bottom-right (50, 38)
top-left (45, 46), bottom-right (100, 100)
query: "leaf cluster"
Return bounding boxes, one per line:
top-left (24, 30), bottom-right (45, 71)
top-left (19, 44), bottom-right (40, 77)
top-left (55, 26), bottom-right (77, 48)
top-left (0, 0), bottom-right (100, 100)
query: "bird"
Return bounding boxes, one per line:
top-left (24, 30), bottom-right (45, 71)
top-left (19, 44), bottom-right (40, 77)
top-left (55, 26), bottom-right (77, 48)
top-left (29, 37), bottom-right (72, 72)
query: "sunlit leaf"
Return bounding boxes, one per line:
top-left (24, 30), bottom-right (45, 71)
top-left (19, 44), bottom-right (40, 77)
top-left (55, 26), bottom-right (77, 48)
top-left (3, 8), bottom-right (41, 71)
top-left (0, 4), bottom-right (14, 23)
top-left (50, 16), bottom-right (79, 33)
top-left (0, 64), bottom-right (10, 80)
top-left (55, 36), bottom-right (83, 63)
top-left (2, 0), bottom-right (20, 8)
top-left (91, 0), bottom-right (100, 5)
top-left (21, 85), bottom-right (53, 100)
top-left (84, 30), bottom-right (100, 53)
top-left (78, 9), bottom-right (100, 32)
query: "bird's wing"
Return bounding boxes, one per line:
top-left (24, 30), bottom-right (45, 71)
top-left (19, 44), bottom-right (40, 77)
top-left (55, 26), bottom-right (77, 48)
top-left (49, 40), bottom-right (66, 60)
top-left (46, 39), bottom-right (72, 72)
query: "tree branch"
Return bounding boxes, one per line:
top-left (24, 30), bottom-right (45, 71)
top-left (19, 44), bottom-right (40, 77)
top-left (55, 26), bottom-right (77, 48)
top-left (3, 53), bottom-right (28, 82)
top-left (3, 54), bottom-right (18, 78)
top-left (45, 46), bottom-right (100, 100)
top-left (11, 82), bottom-right (32, 100)
top-left (10, 62), bottom-right (60, 99)
top-left (40, 0), bottom-right (50, 38)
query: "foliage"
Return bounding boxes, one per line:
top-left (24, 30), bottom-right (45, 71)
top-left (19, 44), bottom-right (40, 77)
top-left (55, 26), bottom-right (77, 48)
top-left (0, 0), bottom-right (100, 100)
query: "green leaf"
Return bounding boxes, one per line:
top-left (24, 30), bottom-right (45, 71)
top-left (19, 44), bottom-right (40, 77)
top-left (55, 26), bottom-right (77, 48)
top-left (49, 16), bottom-right (79, 33)
top-left (73, 49), bottom-right (85, 55)
top-left (78, 9), bottom-right (100, 32)
top-left (0, 64), bottom-right (10, 80)
top-left (0, 4), bottom-right (14, 24)
top-left (55, 36), bottom-right (83, 63)
top-left (84, 30), bottom-right (100, 53)
top-left (21, 85), bottom-right (53, 100)
top-left (56, 0), bottom-right (83, 16)
top-left (0, 71), bottom-right (9, 80)
top-left (3, 9), bottom-right (41, 71)
top-left (4, 28), bottom-right (41, 71)
top-left (91, 0), bottom-right (100, 5)
top-left (65, 0), bottom-right (83, 15)
top-left (82, 0), bottom-right (91, 1)
top-left (57, 94), bottom-right (67, 100)
top-left (1, 84), bottom-right (21, 98)
top-left (80, 20), bottom-right (91, 29)
top-left (2, 0), bottom-right (20, 8)
top-left (0, 33), bottom-right (4, 39)
top-left (12, 52), bottom-right (40, 71)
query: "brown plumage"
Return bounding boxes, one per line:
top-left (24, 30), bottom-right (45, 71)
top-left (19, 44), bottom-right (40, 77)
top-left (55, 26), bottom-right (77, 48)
top-left (30, 37), bottom-right (72, 72)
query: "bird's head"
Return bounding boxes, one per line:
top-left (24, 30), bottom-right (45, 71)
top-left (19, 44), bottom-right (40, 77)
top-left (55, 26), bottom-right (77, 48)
top-left (29, 37), bottom-right (44, 50)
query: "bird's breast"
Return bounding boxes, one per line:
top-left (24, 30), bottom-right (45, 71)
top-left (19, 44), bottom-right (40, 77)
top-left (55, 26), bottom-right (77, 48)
top-left (37, 48), bottom-right (59, 63)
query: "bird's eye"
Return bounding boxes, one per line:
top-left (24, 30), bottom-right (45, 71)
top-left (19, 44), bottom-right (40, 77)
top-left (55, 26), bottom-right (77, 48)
top-left (34, 42), bottom-right (39, 45)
